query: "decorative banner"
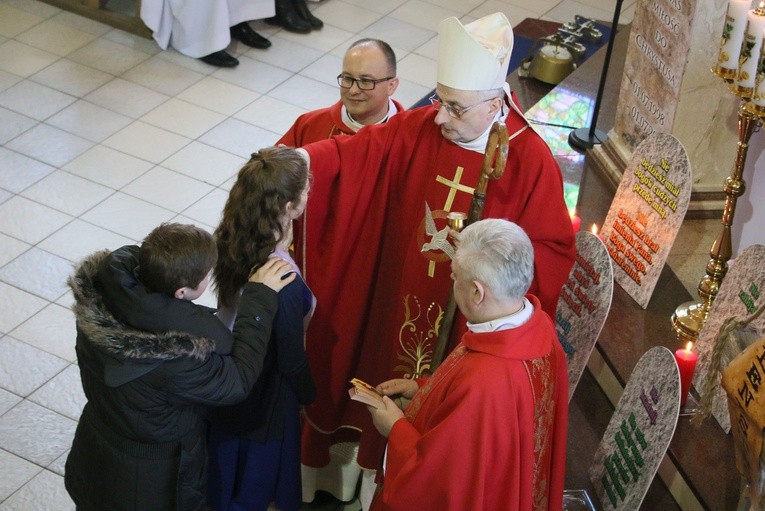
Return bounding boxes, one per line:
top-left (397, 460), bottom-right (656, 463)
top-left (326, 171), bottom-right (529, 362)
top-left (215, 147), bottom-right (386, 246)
top-left (600, 132), bottom-right (691, 308)
top-left (589, 347), bottom-right (681, 510)
top-left (693, 244), bottom-right (765, 432)
top-left (556, 231), bottom-right (614, 401)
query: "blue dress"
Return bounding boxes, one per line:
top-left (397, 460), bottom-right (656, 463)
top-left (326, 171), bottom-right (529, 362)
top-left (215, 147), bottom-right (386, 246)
top-left (207, 253), bottom-right (316, 511)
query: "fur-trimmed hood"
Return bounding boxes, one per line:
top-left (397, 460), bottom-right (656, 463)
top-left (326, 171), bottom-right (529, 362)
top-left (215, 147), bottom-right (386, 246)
top-left (68, 249), bottom-right (216, 364)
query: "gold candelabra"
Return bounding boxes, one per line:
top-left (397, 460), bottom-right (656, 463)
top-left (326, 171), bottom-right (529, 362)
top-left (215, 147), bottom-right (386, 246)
top-left (671, 71), bottom-right (760, 344)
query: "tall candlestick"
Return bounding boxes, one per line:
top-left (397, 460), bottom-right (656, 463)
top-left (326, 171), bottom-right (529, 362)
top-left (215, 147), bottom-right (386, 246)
top-left (736, 3), bottom-right (765, 96)
top-left (674, 342), bottom-right (698, 407)
top-left (753, 28), bottom-right (765, 112)
top-left (716, 0), bottom-right (754, 80)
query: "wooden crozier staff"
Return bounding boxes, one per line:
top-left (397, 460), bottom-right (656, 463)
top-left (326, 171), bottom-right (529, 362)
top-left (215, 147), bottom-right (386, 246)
top-left (431, 120), bottom-right (509, 370)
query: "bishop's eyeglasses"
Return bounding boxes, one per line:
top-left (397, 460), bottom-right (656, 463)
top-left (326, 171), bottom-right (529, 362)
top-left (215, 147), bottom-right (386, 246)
top-left (337, 74), bottom-right (395, 90)
top-left (429, 93), bottom-right (494, 120)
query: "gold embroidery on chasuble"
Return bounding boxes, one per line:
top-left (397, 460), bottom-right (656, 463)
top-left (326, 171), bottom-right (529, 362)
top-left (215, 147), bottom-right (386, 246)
top-left (525, 355), bottom-right (556, 511)
top-left (395, 295), bottom-right (443, 379)
top-left (396, 166), bottom-right (474, 378)
top-left (417, 166), bottom-right (475, 278)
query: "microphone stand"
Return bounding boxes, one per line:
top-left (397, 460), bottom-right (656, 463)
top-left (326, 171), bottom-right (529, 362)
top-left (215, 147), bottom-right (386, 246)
top-left (568, 0), bottom-right (624, 151)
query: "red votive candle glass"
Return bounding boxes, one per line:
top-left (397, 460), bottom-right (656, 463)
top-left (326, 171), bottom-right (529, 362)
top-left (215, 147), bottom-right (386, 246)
top-left (675, 342), bottom-right (698, 407)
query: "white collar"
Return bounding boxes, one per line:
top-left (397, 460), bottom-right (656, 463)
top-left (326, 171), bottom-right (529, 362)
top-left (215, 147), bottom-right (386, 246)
top-left (467, 298), bottom-right (533, 333)
top-left (340, 98), bottom-right (398, 132)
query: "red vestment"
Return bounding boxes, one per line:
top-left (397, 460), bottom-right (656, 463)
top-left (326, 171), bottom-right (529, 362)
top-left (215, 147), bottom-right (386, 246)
top-left (278, 99), bottom-right (406, 147)
top-left (297, 101), bottom-right (575, 469)
top-left (370, 295), bottom-right (569, 511)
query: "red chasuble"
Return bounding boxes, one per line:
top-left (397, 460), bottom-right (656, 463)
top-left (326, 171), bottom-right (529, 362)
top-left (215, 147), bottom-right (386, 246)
top-left (297, 102), bottom-right (575, 469)
top-left (278, 99), bottom-right (406, 147)
top-left (370, 295), bottom-right (568, 511)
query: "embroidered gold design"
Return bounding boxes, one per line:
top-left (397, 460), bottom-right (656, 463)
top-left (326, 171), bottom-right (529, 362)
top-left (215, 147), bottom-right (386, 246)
top-left (422, 202), bottom-right (455, 259)
top-left (395, 294), bottom-right (443, 378)
top-left (525, 355), bottom-right (556, 511)
top-left (435, 166), bottom-right (474, 211)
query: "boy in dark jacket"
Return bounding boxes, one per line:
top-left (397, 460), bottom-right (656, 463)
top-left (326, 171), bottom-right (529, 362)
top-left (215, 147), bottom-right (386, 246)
top-left (65, 223), bottom-right (296, 511)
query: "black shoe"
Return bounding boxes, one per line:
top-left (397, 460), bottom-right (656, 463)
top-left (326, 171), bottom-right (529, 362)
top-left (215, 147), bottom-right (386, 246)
top-left (230, 22), bottom-right (272, 49)
top-left (292, 0), bottom-right (323, 30)
top-left (199, 50), bottom-right (239, 67)
top-left (266, 0), bottom-right (311, 33)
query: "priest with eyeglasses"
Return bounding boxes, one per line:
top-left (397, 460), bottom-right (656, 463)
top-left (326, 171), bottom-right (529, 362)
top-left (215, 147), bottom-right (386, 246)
top-left (289, 13), bottom-right (575, 508)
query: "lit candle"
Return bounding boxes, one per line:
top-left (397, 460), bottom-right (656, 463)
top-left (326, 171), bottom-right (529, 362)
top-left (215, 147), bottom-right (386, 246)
top-left (715, 0), bottom-right (752, 80)
top-left (569, 207), bottom-right (581, 232)
top-left (674, 342), bottom-right (698, 407)
top-left (736, 3), bottom-right (765, 96)
top-left (591, 223), bottom-right (603, 241)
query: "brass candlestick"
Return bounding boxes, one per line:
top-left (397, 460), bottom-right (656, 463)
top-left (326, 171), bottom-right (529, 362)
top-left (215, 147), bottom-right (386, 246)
top-left (671, 84), bottom-right (759, 344)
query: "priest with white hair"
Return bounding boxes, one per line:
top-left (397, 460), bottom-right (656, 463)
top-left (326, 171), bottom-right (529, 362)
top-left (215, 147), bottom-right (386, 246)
top-left (291, 13), bottom-right (575, 508)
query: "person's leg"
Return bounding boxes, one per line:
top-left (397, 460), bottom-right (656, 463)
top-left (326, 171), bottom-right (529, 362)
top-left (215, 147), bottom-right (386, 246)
top-left (291, 0), bottom-right (322, 30)
top-left (266, 0), bottom-right (311, 34)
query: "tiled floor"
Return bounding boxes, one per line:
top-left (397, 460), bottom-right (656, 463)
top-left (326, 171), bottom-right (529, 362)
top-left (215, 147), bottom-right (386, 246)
top-left (0, 0), bottom-right (652, 509)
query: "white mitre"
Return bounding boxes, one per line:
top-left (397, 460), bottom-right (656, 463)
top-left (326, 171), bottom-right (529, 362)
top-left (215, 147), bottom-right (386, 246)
top-left (437, 13), bottom-right (514, 91)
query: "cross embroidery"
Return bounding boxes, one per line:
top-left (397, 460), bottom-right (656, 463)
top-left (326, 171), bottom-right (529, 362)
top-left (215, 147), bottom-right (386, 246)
top-left (426, 166), bottom-right (475, 277)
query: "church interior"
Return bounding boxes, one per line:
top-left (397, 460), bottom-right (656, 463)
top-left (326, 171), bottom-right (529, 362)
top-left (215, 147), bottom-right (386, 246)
top-left (0, 0), bottom-right (755, 509)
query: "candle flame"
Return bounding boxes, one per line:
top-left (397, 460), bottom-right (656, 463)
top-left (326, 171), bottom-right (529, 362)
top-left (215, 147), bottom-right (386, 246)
top-left (760, 1), bottom-right (765, 9)
top-left (591, 224), bottom-right (598, 235)
top-left (568, 207), bottom-right (576, 219)
top-left (685, 341), bottom-right (694, 352)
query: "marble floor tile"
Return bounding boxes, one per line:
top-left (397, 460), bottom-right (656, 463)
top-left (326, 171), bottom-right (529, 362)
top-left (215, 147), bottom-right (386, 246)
top-left (121, 55), bottom-right (206, 96)
top-left (67, 37), bottom-right (151, 76)
top-left (84, 77), bottom-right (170, 118)
top-left (299, 53), bottom-right (342, 88)
top-left (0, 399), bottom-right (76, 467)
top-left (6, 123), bottom-right (93, 168)
top-left (0, 196), bottom-right (72, 245)
top-left (122, 166), bottom-right (214, 213)
top-left (28, 365), bottom-right (85, 421)
top-left (468, 0), bottom-right (542, 24)
top-left (273, 23), bottom-right (354, 53)
top-left (0, 4), bottom-right (44, 39)
top-left (102, 29), bottom-right (162, 55)
top-left (37, 218), bottom-right (134, 264)
top-left (4, 0), bottom-right (61, 18)
top-left (390, 78), bottom-right (432, 109)
top-left (46, 100), bottom-right (133, 143)
top-left (179, 188), bottom-right (230, 230)
top-left (50, 9), bottom-right (112, 36)
top-left (0, 148), bottom-right (54, 193)
top-left (0, 81), bottom-right (76, 122)
top-left (15, 18), bottom-right (97, 57)
top-left (0, 449), bottom-right (40, 502)
top-left (0, 387), bottom-right (22, 417)
top-left (0, 336), bottom-right (68, 397)
top-left (421, 0), bottom-right (483, 16)
top-left (247, 36), bottom-right (325, 74)
top-left (80, 191), bottom-right (175, 240)
top-left (47, 450), bottom-right (68, 477)
top-left (61, 144), bottom-right (153, 189)
top-left (545, 0), bottom-right (614, 24)
top-left (396, 52), bottom-right (437, 88)
top-left (140, 98), bottom-right (226, 139)
top-left (0, 284), bottom-right (48, 334)
top-left (0, 467), bottom-right (74, 511)
top-left (0, 247), bottom-right (72, 301)
top-left (234, 95), bottom-right (309, 137)
top-left (176, 76), bottom-right (260, 116)
top-left (389, 0), bottom-right (460, 32)
top-left (0, 108), bottom-right (36, 145)
top-left (413, 35), bottom-right (438, 60)
top-left (0, 70), bottom-right (22, 94)
top-left (22, 169), bottom-right (112, 216)
top-left (161, 141), bottom-right (245, 187)
top-left (212, 56), bottom-right (293, 94)
top-left (315, 1), bottom-right (383, 34)
top-left (0, 233), bottom-right (30, 268)
top-left (268, 74), bottom-right (338, 111)
top-left (0, 40), bottom-right (59, 78)
top-left (102, 121), bottom-right (190, 164)
top-left (342, 0), bottom-right (408, 15)
top-left (9, 303), bottom-right (77, 363)
top-left (198, 118), bottom-right (280, 159)
top-left (357, 17), bottom-right (434, 53)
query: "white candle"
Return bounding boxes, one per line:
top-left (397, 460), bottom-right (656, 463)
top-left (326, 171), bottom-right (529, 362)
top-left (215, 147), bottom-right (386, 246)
top-left (717, 0), bottom-right (752, 79)
top-left (736, 3), bottom-right (765, 94)
top-left (753, 28), bottom-right (765, 109)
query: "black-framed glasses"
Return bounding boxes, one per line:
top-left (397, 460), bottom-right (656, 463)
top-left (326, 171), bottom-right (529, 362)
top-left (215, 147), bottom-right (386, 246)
top-left (337, 74), bottom-right (395, 90)
top-left (429, 93), bottom-right (493, 120)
